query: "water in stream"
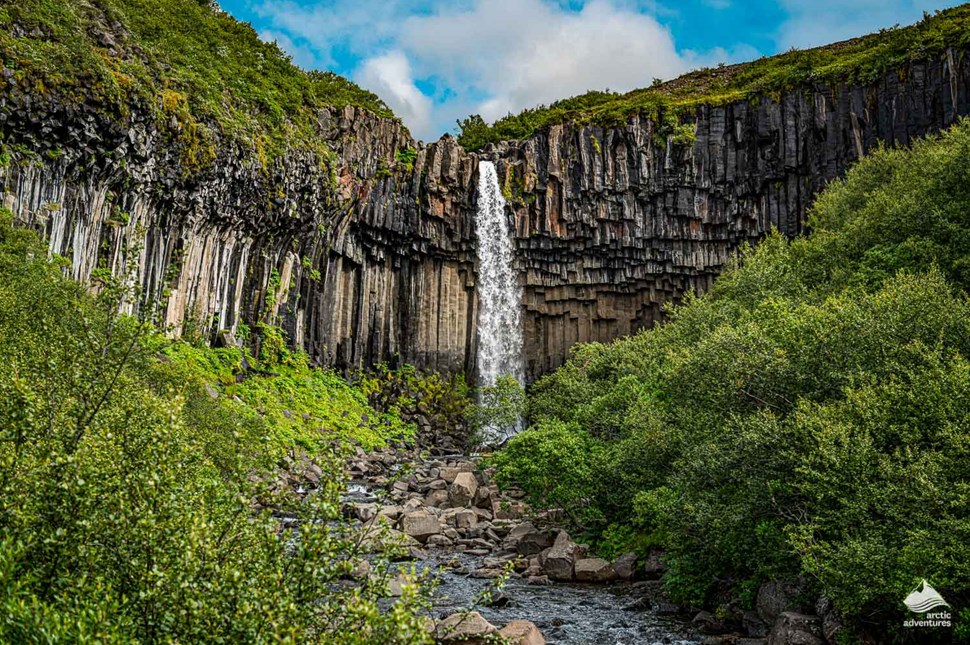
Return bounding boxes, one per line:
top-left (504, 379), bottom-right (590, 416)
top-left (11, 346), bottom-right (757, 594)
top-left (425, 552), bottom-right (700, 645)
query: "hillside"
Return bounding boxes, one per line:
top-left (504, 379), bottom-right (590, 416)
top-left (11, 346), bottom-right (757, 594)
top-left (0, 0), bottom-right (395, 166)
top-left (457, 5), bottom-right (970, 150)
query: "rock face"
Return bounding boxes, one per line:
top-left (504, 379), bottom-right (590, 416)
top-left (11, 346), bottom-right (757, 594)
top-left (4, 48), bottom-right (970, 379)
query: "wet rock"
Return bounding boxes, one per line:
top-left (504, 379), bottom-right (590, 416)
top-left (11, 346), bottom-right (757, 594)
top-left (743, 610), bottom-right (769, 638)
top-left (436, 611), bottom-right (497, 644)
top-left (498, 620), bottom-right (546, 645)
top-left (400, 510), bottom-right (441, 543)
top-left (757, 580), bottom-right (805, 624)
top-left (692, 611), bottom-right (728, 635)
top-left (613, 552), bottom-right (638, 580)
top-left (505, 521), bottom-right (551, 556)
top-left (767, 612), bottom-right (823, 645)
top-left (574, 558), bottom-right (617, 582)
top-left (544, 531), bottom-right (581, 581)
top-left (642, 549), bottom-right (666, 579)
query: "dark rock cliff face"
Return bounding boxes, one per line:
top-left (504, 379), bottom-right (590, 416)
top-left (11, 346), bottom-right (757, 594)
top-left (2, 49), bottom-right (969, 380)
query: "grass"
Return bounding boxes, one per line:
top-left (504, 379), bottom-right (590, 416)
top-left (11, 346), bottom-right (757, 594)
top-left (156, 337), bottom-right (415, 452)
top-left (457, 5), bottom-right (970, 150)
top-left (0, 0), bottom-right (396, 168)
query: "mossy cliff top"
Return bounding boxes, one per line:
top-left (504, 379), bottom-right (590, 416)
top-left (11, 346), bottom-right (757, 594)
top-left (457, 5), bottom-right (970, 150)
top-left (0, 0), bottom-right (397, 168)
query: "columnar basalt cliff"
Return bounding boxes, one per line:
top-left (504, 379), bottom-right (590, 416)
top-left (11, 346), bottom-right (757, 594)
top-left (2, 47), bottom-right (969, 380)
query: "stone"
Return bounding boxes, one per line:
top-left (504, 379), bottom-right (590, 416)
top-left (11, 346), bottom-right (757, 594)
top-left (757, 580), bottom-right (805, 624)
top-left (436, 611), bottom-right (497, 643)
top-left (767, 612), bottom-right (823, 645)
top-left (543, 531), bottom-right (581, 581)
top-left (613, 552), bottom-right (638, 580)
top-left (400, 510), bottom-right (440, 543)
top-left (642, 549), bottom-right (666, 579)
top-left (448, 472), bottom-right (478, 507)
top-left (505, 521), bottom-right (551, 556)
top-left (425, 489), bottom-right (451, 508)
top-left (692, 611), bottom-right (727, 635)
top-left (743, 610), bottom-right (769, 638)
top-left (574, 558), bottom-right (617, 582)
top-left (455, 509), bottom-right (478, 529)
top-left (498, 620), bottom-right (546, 645)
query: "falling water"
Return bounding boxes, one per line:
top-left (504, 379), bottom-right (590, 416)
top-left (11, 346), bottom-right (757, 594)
top-left (474, 161), bottom-right (524, 416)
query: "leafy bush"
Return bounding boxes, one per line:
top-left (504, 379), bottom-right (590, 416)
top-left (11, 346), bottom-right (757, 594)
top-left (0, 211), bottom-right (433, 643)
top-left (493, 120), bottom-right (970, 637)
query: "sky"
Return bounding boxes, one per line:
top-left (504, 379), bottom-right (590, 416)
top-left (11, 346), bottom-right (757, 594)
top-left (219, 0), bottom-right (965, 141)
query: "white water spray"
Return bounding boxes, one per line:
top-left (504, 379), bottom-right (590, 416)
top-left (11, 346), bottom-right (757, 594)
top-left (474, 161), bottom-right (524, 438)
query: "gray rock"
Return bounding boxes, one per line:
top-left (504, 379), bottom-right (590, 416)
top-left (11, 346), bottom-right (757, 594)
top-left (448, 472), bottom-right (478, 507)
top-left (613, 552), bottom-right (638, 580)
top-left (574, 558), bottom-right (617, 582)
top-left (436, 611), bottom-right (497, 643)
top-left (543, 531), bottom-right (581, 581)
top-left (757, 580), bottom-right (805, 624)
top-left (767, 612), bottom-right (823, 645)
top-left (400, 510), bottom-right (440, 543)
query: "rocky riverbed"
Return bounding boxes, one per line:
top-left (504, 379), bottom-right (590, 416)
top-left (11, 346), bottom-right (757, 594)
top-left (339, 446), bottom-right (703, 644)
top-left (272, 445), bottom-right (838, 644)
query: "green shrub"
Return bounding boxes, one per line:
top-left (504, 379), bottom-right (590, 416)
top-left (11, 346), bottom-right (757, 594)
top-left (493, 119), bottom-right (970, 638)
top-left (0, 212), bottom-right (433, 642)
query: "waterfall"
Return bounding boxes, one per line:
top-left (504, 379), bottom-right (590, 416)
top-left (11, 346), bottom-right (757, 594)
top-left (474, 161), bottom-right (524, 438)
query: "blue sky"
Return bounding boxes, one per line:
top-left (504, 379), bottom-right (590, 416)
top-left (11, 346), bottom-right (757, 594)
top-left (219, 0), bottom-right (965, 140)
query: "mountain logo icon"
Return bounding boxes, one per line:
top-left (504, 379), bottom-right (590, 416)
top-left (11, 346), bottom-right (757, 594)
top-left (903, 579), bottom-right (950, 613)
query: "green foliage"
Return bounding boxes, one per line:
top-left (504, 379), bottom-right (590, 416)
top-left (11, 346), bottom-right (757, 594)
top-left (395, 146), bottom-right (419, 172)
top-left (493, 119), bottom-right (970, 636)
top-left (360, 362), bottom-right (469, 422)
top-left (0, 0), bottom-right (396, 166)
top-left (491, 420), bottom-right (603, 527)
top-left (159, 334), bottom-right (415, 452)
top-left (0, 212), bottom-right (433, 642)
top-left (457, 6), bottom-right (970, 150)
top-left (466, 375), bottom-right (526, 446)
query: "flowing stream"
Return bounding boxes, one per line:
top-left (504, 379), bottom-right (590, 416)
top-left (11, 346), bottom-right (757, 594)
top-left (474, 161), bottom-right (525, 439)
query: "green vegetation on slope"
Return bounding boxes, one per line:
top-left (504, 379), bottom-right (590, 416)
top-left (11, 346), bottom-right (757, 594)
top-left (0, 0), bottom-right (395, 166)
top-left (0, 211), bottom-right (434, 642)
top-left (458, 5), bottom-right (970, 150)
top-left (493, 119), bottom-right (970, 639)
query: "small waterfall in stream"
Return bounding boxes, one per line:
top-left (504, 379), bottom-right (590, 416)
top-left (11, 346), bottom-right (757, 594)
top-left (474, 161), bottom-right (524, 439)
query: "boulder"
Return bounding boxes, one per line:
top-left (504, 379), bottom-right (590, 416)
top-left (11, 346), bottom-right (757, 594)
top-left (498, 620), bottom-right (546, 645)
top-left (436, 611), bottom-right (497, 643)
top-left (400, 510), bottom-right (440, 543)
top-left (757, 580), bottom-right (805, 624)
top-left (613, 552), bottom-right (638, 580)
top-left (642, 549), bottom-right (666, 579)
top-left (544, 531), bottom-right (581, 580)
top-left (449, 472), bottom-right (478, 507)
top-left (455, 509), bottom-right (478, 529)
top-left (505, 521), bottom-right (552, 556)
top-left (743, 610), bottom-right (769, 638)
top-left (574, 558), bottom-right (617, 582)
top-left (425, 489), bottom-right (451, 507)
top-left (767, 612), bottom-right (823, 645)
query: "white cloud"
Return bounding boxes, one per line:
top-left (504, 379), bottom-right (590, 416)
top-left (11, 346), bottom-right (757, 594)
top-left (356, 51), bottom-right (433, 138)
top-left (399, 0), bottom-right (691, 130)
top-left (775, 0), bottom-right (961, 50)
top-left (254, 0), bottom-right (755, 140)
